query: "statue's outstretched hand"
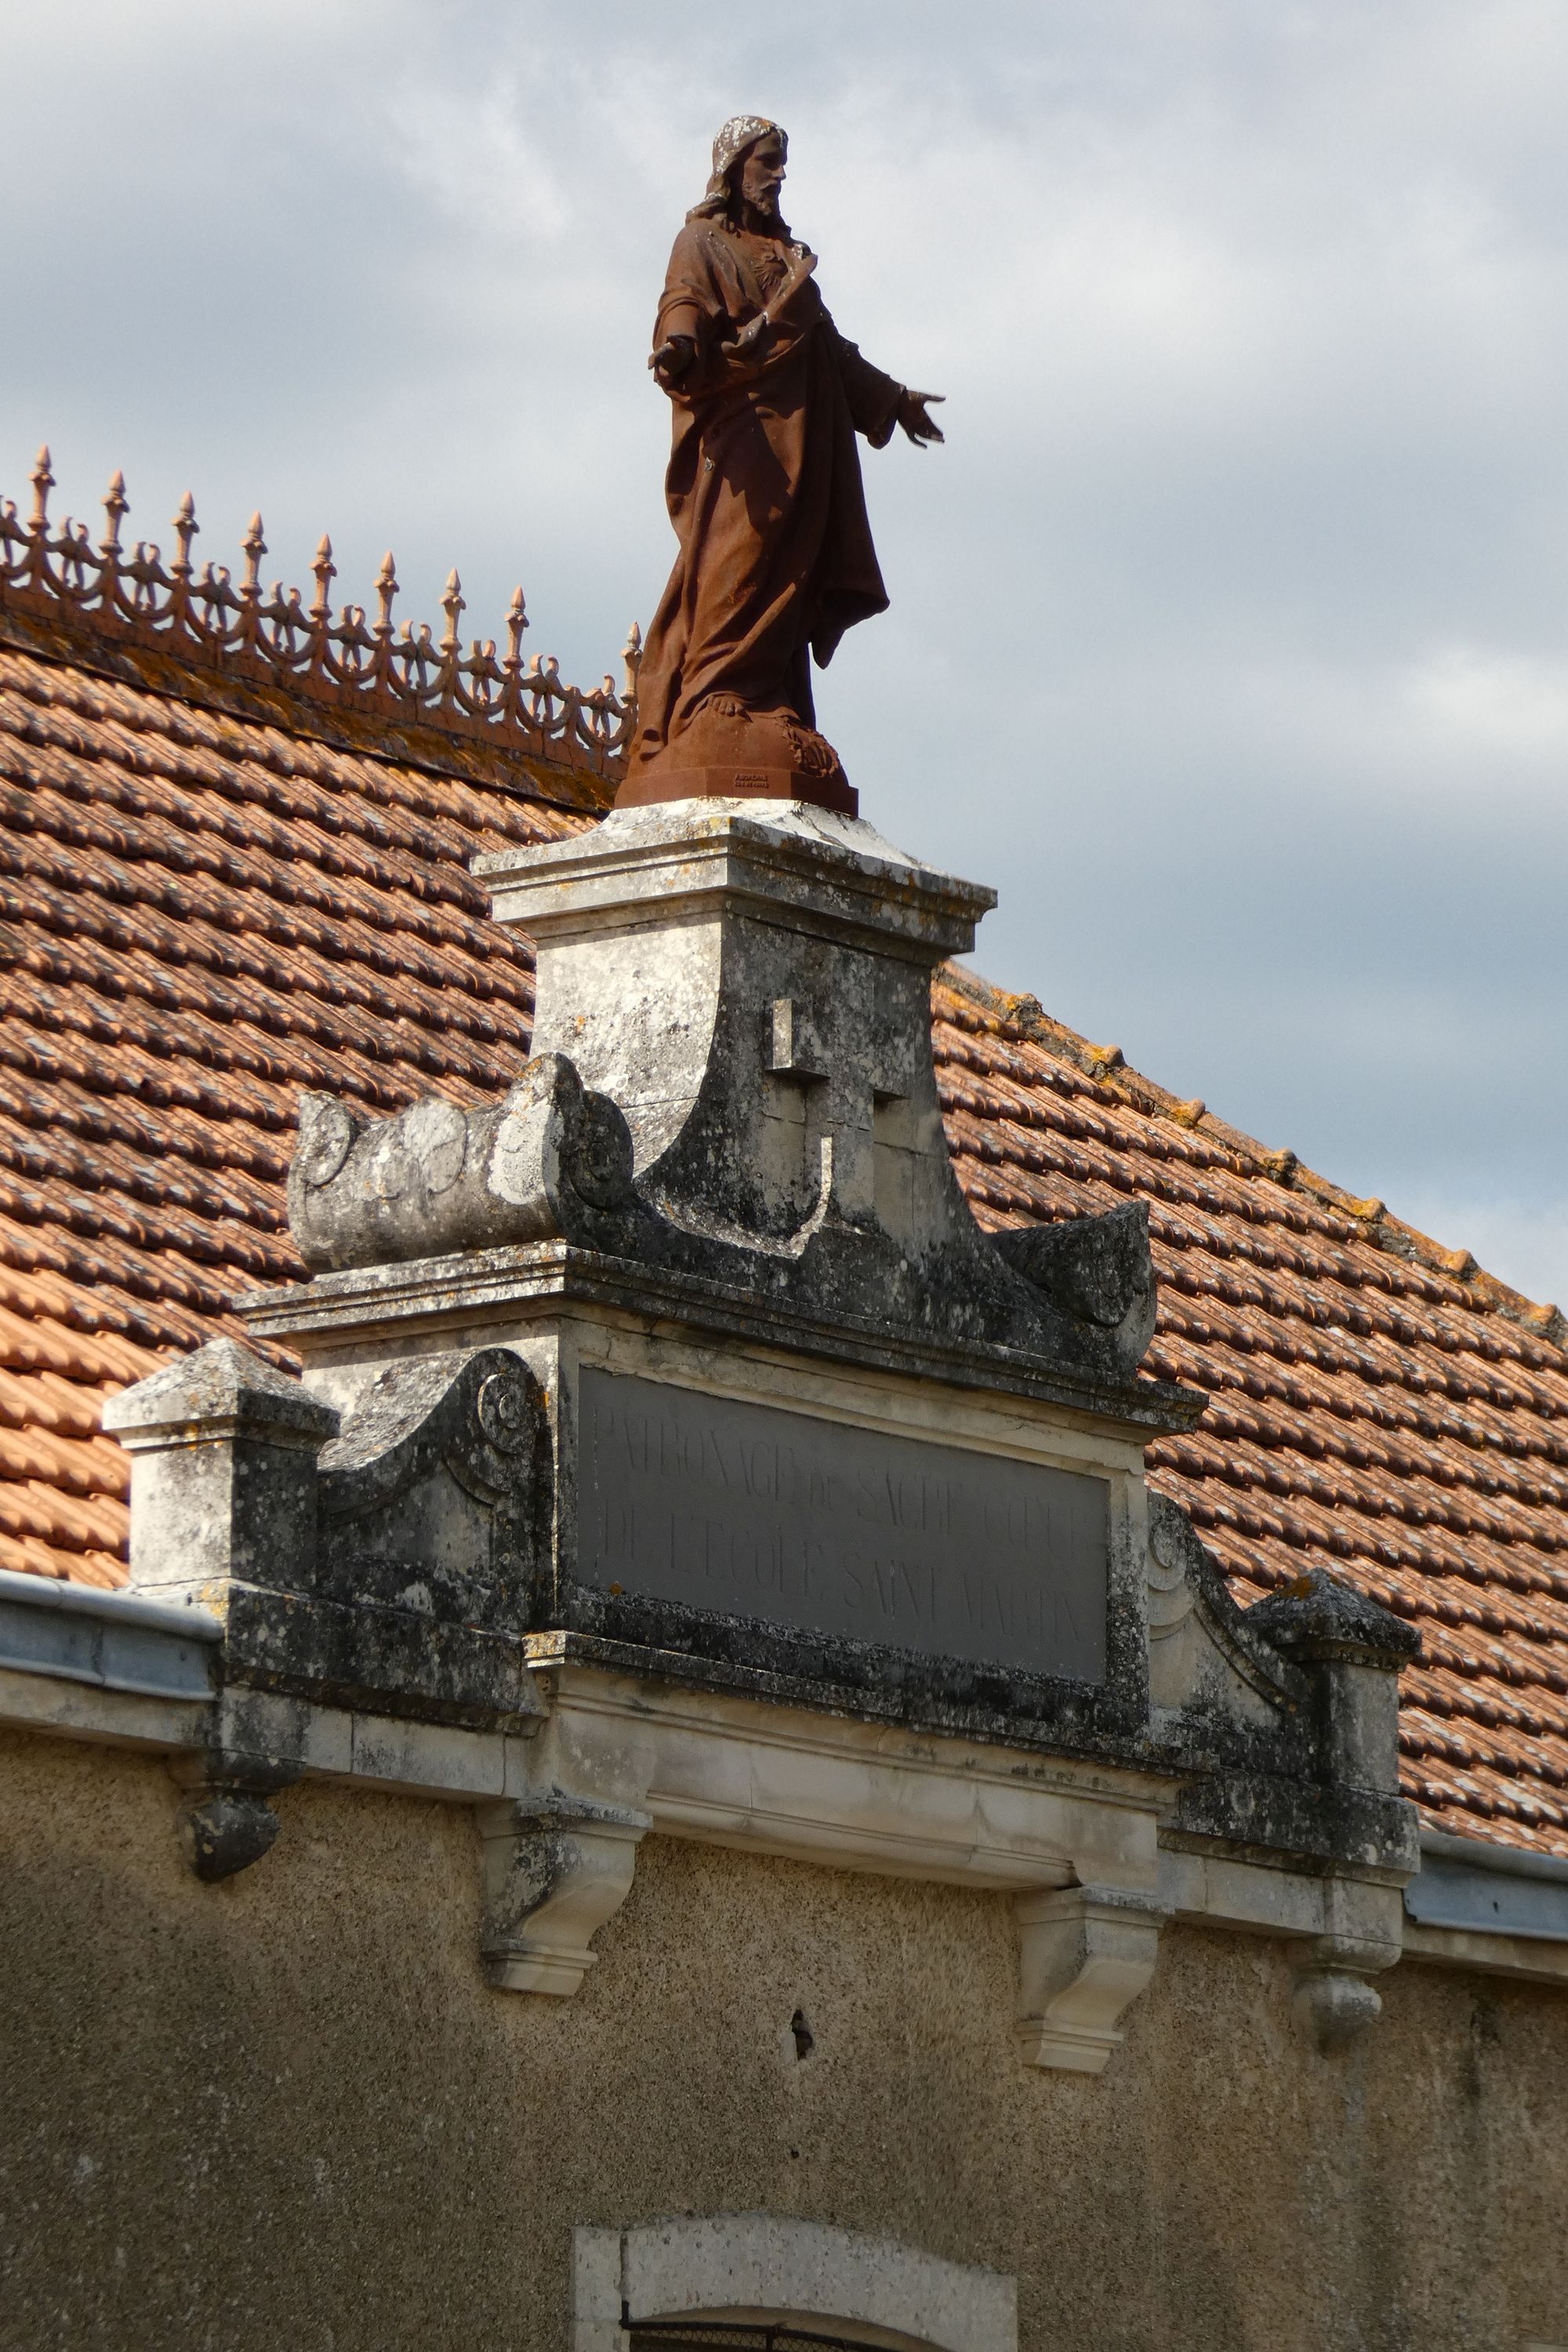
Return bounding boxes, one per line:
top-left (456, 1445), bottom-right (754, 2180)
top-left (650, 336), bottom-right (695, 387)
top-left (898, 389), bottom-right (946, 447)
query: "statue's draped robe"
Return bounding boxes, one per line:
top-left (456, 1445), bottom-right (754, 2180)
top-left (630, 219), bottom-right (904, 772)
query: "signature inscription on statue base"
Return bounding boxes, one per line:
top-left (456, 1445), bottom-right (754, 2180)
top-left (578, 1369), bottom-right (1108, 1682)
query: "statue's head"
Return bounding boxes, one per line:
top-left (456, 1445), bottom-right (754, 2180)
top-left (691, 116), bottom-right (788, 227)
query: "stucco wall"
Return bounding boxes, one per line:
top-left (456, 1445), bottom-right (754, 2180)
top-left (2, 1726), bottom-right (1563, 2352)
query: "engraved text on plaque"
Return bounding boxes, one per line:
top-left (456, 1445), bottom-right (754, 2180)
top-left (578, 1370), bottom-right (1109, 1682)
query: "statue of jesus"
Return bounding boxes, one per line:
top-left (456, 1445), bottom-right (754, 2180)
top-left (619, 116), bottom-right (944, 818)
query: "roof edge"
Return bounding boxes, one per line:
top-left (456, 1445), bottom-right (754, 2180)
top-left (0, 601), bottom-right (612, 816)
top-left (0, 445), bottom-right (634, 812)
top-left (943, 964), bottom-right (1567, 1355)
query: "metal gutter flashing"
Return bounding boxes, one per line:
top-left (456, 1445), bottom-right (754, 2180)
top-left (1406, 1828), bottom-right (1568, 1943)
top-left (0, 1567), bottom-right (219, 1703)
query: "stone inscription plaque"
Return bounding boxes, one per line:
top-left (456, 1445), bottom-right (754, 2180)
top-left (578, 1370), bottom-right (1109, 1682)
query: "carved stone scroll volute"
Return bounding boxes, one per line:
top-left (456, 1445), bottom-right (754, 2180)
top-left (289, 1057), bottom-right (641, 1274)
top-left (316, 1346), bottom-right (552, 1634)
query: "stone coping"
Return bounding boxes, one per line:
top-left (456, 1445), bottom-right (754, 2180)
top-left (236, 1244), bottom-right (1206, 1436)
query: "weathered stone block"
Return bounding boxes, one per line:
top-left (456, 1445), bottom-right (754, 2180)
top-left (316, 1346), bottom-right (550, 1631)
top-left (1248, 1564), bottom-right (1421, 1796)
top-left (103, 1339), bottom-right (339, 1606)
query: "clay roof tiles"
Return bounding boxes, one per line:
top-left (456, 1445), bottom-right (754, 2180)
top-left (3, 463), bottom-right (1566, 1856)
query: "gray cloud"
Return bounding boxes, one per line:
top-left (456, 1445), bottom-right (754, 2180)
top-left (4, 0), bottom-right (1565, 1298)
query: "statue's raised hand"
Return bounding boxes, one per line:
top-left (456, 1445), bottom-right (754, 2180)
top-left (650, 336), bottom-right (695, 387)
top-left (897, 389), bottom-right (945, 448)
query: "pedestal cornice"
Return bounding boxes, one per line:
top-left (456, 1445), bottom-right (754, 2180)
top-left (236, 1243), bottom-right (1207, 1439)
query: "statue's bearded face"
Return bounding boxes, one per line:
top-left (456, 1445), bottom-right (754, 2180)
top-left (739, 132), bottom-right (786, 220)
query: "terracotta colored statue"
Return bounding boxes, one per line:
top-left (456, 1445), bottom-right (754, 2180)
top-left (620, 116), bottom-right (944, 818)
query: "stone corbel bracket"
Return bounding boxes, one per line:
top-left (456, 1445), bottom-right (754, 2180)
top-left (1290, 1928), bottom-right (1402, 2049)
top-left (475, 1792), bottom-right (652, 1996)
top-left (1014, 1884), bottom-right (1169, 2074)
top-left (168, 1742), bottom-right (303, 1884)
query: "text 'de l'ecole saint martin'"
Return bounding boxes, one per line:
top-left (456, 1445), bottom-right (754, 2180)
top-left (579, 1370), bottom-right (1109, 1679)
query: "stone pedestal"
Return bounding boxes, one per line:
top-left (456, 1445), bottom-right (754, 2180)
top-left (486, 800), bottom-right (985, 1255)
top-left (262, 798), bottom-right (1198, 1746)
top-left (105, 795), bottom-right (1421, 2068)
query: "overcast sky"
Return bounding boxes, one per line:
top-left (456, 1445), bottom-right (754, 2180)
top-left (4, 2), bottom-right (1566, 1301)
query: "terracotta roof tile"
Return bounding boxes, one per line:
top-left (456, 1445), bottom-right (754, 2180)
top-left (2, 532), bottom-right (1566, 1857)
